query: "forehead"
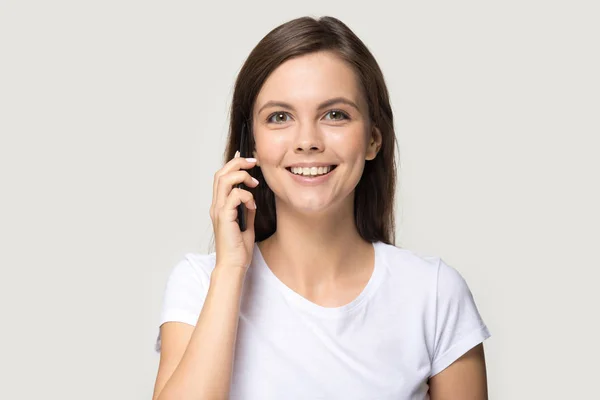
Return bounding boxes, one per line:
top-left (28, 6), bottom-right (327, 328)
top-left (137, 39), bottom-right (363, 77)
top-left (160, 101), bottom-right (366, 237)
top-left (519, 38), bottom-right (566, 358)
top-left (254, 51), bottom-right (365, 113)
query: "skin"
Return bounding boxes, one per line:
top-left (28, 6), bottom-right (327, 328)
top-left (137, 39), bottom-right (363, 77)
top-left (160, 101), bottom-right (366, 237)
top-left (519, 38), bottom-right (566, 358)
top-left (428, 343), bottom-right (489, 399)
top-left (152, 50), bottom-right (488, 399)
top-left (252, 51), bottom-right (382, 303)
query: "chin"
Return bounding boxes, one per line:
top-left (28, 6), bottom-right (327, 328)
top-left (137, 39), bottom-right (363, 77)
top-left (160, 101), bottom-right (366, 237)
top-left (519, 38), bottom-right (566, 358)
top-left (289, 197), bottom-right (338, 215)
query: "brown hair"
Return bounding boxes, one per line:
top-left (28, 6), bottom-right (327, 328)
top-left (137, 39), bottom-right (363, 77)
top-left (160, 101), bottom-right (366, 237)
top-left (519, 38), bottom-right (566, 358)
top-left (223, 16), bottom-right (397, 245)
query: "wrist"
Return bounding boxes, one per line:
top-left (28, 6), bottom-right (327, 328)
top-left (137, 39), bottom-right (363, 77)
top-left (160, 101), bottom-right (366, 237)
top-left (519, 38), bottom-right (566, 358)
top-left (211, 264), bottom-right (247, 281)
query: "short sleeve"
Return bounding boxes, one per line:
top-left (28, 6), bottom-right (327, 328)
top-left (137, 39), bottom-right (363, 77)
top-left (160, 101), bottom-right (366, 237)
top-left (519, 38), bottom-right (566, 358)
top-left (429, 258), bottom-right (491, 377)
top-left (154, 253), bottom-right (213, 353)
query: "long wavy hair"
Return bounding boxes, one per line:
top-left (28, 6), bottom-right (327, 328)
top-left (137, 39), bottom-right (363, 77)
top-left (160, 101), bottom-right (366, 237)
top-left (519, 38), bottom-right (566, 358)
top-left (220, 16), bottom-right (398, 246)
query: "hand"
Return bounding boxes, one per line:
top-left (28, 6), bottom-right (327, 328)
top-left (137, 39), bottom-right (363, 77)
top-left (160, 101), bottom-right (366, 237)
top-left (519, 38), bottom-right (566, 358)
top-left (209, 151), bottom-right (259, 271)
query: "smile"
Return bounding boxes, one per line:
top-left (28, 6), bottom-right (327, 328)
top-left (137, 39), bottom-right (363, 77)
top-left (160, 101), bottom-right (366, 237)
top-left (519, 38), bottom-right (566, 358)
top-left (285, 165), bottom-right (338, 177)
top-left (284, 165), bottom-right (338, 185)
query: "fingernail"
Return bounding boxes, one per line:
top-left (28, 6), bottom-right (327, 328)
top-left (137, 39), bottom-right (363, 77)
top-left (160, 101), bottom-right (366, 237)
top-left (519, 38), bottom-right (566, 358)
top-left (253, 201), bottom-right (257, 209)
top-left (234, 151), bottom-right (240, 158)
top-left (245, 158), bottom-right (257, 163)
top-left (251, 177), bottom-right (259, 185)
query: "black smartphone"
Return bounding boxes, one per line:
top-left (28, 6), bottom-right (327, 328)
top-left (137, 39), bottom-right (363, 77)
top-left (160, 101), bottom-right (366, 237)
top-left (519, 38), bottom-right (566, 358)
top-left (236, 122), bottom-right (248, 232)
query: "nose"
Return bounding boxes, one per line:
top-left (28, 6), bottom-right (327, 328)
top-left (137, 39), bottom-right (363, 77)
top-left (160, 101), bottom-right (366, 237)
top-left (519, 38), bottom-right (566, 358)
top-left (294, 124), bottom-right (324, 154)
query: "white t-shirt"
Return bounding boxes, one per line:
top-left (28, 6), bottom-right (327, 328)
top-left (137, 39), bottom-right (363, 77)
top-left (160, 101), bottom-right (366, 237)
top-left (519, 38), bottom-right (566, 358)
top-left (155, 241), bottom-right (491, 399)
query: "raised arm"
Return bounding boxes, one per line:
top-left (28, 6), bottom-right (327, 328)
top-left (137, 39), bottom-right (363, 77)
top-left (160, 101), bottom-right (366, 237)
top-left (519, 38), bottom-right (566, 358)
top-left (152, 153), bottom-right (259, 400)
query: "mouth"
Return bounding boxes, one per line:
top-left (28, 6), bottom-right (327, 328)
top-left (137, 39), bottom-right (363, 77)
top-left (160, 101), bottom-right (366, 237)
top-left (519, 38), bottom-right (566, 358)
top-left (285, 165), bottom-right (338, 177)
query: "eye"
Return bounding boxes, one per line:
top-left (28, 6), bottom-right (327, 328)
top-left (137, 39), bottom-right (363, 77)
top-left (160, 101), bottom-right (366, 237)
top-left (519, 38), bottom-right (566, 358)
top-left (266, 112), bottom-right (291, 124)
top-left (324, 110), bottom-right (350, 121)
top-left (266, 109), bottom-right (351, 124)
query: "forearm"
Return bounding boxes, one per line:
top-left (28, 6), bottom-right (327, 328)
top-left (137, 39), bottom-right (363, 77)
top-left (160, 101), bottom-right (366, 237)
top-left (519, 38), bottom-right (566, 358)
top-left (158, 266), bottom-right (246, 400)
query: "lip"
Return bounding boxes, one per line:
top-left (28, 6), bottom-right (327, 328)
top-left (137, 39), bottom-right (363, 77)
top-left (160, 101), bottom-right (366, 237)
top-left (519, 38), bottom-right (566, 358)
top-left (286, 165), bottom-right (337, 185)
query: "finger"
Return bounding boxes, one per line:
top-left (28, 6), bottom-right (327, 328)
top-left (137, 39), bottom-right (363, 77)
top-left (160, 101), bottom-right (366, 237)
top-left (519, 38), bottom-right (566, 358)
top-left (212, 154), bottom-right (257, 214)
top-left (218, 188), bottom-right (256, 224)
top-left (212, 153), bottom-right (239, 214)
top-left (216, 171), bottom-right (259, 210)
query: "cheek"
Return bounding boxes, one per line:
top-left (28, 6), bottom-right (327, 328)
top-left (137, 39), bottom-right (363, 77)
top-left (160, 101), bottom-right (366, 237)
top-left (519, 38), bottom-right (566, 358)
top-left (255, 133), bottom-right (289, 164)
top-left (329, 130), bottom-right (368, 160)
top-left (256, 144), bottom-right (284, 166)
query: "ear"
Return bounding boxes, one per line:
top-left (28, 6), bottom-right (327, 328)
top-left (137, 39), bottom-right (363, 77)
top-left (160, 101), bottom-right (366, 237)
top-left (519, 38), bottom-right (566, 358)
top-left (365, 126), bottom-right (382, 161)
top-left (252, 149), bottom-right (260, 166)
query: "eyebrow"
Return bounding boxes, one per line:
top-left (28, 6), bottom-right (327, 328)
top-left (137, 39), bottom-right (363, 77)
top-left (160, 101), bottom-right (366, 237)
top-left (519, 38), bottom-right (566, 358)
top-left (257, 97), bottom-right (361, 115)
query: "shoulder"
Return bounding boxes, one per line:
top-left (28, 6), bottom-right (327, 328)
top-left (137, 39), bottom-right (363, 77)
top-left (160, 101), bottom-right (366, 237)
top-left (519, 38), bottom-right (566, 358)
top-left (375, 242), bottom-right (478, 309)
top-left (159, 251), bottom-right (218, 316)
top-left (376, 242), bottom-right (468, 288)
top-left (166, 251), bottom-right (217, 286)
top-left (376, 241), bottom-right (441, 282)
top-left (156, 252), bottom-right (217, 352)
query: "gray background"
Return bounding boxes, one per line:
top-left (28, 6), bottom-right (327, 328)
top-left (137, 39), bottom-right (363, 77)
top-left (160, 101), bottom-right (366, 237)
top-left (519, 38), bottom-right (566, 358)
top-left (1, 1), bottom-right (598, 399)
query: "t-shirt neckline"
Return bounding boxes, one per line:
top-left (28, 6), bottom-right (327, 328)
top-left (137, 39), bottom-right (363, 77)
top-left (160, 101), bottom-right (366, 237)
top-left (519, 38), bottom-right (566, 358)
top-left (252, 241), bottom-right (385, 318)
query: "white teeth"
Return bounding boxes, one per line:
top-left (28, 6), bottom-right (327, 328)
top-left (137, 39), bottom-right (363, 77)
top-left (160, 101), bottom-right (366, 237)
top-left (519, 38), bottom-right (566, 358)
top-left (291, 166), bottom-right (332, 176)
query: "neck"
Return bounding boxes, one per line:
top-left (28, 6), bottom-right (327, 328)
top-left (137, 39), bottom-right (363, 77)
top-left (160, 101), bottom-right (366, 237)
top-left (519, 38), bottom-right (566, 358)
top-left (258, 195), bottom-right (372, 289)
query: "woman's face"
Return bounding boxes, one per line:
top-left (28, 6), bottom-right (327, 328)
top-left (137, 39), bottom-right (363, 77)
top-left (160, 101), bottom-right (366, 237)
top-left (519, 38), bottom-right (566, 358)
top-left (252, 51), bottom-right (381, 215)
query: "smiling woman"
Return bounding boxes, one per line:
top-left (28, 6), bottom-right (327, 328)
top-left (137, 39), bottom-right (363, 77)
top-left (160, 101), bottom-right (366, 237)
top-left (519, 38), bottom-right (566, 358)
top-left (249, 50), bottom-right (382, 216)
top-left (153, 16), bottom-right (491, 400)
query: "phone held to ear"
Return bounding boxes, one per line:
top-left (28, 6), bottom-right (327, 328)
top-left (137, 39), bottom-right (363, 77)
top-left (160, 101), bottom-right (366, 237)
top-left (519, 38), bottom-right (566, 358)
top-left (236, 122), bottom-right (248, 232)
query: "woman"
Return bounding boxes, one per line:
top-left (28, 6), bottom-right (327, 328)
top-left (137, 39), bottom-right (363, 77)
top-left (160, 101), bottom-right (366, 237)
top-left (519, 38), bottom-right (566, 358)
top-left (153, 16), bottom-right (491, 400)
